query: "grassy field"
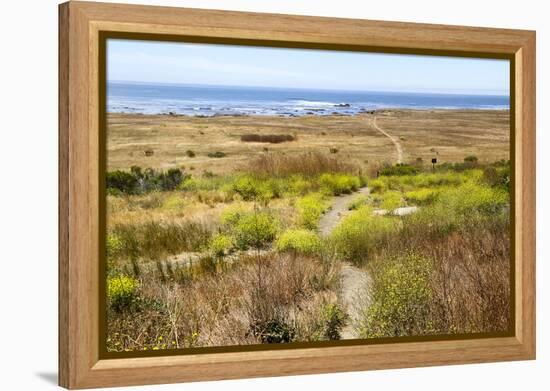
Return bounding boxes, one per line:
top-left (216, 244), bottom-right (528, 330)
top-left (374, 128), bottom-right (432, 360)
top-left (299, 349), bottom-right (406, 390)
top-left (107, 109), bottom-right (509, 172)
top-left (105, 109), bottom-right (510, 352)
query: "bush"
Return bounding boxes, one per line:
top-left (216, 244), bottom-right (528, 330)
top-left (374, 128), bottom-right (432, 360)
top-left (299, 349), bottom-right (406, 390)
top-left (253, 318), bottom-right (295, 344)
top-left (330, 206), bottom-right (400, 266)
top-left (106, 232), bottom-right (123, 259)
top-left (275, 229), bottom-right (322, 255)
top-left (220, 204), bottom-right (249, 226)
top-left (288, 175), bottom-right (315, 195)
top-left (107, 275), bottom-right (139, 312)
top-left (208, 151), bottom-right (226, 158)
top-left (359, 253), bottom-right (433, 338)
top-left (233, 211), bottom-right (279, 250)
top-left (368, 178), bottom-right (387, 193)
top-left (482, 165), bottom-right (510, 191)
top-left (240, 134), bottom-right (295, 143)
top-left (379, 163), bottom-right (419, 177)
top-left (106, 167), bottom-right (188, 195)
top-left (296, 193), bottom-right (328, 229)
top-left (232, 175), bottom-right (279, 201)
top-left (319, 173), bottom-right (361, 195)
top-left (380, 190), bottom-right (403, 211)
top-left (404, 188), bottom-right (440, 205)
top-left (464, 155), bottom-right (479, 169)
top-left (209, 233), bottom-right (234, 256)
top-left (106, 170), bottom-right (140, 194)
top-left (321, 304), bottom-right (347, 340)
top-left (437, 182), bottom-right (508, 215)
top-left (185, 150), bottom-right (196, 157)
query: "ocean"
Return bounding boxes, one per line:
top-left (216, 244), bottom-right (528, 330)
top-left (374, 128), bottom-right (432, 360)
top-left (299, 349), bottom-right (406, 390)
top-left (107, 82), bottom-right (509, 117)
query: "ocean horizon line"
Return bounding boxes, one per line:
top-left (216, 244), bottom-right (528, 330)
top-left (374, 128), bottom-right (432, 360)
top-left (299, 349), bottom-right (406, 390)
top-left (107, 80), bottom-right (509, 98)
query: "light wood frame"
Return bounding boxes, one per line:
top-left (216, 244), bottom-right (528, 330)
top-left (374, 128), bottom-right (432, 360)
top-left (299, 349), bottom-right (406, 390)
top-left (59, 1), bottom-right (536, 388)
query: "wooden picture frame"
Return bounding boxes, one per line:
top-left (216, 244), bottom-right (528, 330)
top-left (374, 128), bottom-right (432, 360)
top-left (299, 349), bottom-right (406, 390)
top-left (59, 1), bottom-right (536, 388)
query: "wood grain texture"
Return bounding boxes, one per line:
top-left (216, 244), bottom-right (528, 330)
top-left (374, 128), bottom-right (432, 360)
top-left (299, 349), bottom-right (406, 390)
top-left (58, 1), bottom-right (536, 388)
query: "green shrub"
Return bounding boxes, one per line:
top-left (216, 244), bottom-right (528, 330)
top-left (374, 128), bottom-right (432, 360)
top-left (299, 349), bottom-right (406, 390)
top-left (275, 229), bottom-right (322, 255)
top-left (400, 202), bottom-right (458, 240)
top-left (379, 163), bottom-right (419, 176)
top-left (330, 206), bottom-right (400, 265)
top-left (209, 233), bottom-right (234, 256)
top-left (438, 182), bottom-right (508, 215)
top-left (220, 204), bottom-right (249, 226)
top-left (207, 151), bottom-right (226, 158)
top-left (253, 318), bottom-right (295, 344)
top-left (106, 232), bottom-right (123, 259)
top-left (296, 193), bottom-right (328, 229)
top-left (106, 167), bottom-right (188, 194)
top-left (106, 170), bottom-right (140, 194)
top-left (404, 188), bottom-right (440, 205)
top-left (288, 175), bottom-right (313, 195)
top-left (359, 253), bottom-right (433, 338)
top-left (107, 275), bottom-right (139, 312)
top-left (233, 211), bottom-right (279, 249)
top-left (231, 175), bottom-right (279, 201)
top-left (185, 150), bottom-right (196, 157)
top-left (380, 190), bottom-right (403, 211)
top-left (368, 178), bottom-right (387, 193)
top-left (321, 303), bottom-right (347, 340)
top-left (319, 173), bottom-right (361, 195)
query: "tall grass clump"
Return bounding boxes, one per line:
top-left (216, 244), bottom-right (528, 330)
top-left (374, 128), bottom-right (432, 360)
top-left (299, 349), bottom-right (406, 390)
top-left (404, 188), bottom-right (440, 205)
top-left (231, 175), bottom-right (282, 202)
top-left (359, 253), bottom-right (433, 338)
top-left (330, 206), bottom-right (400, 266)
top-left (108, 220), bottom-right (212, 261)
top-left (319, 173), bottom-right (361, 195)
top-left (296, 193), bottom-right (329, 229)
top-left (220, 205), bottom-right (279, 250)
top-left (248, 151), bottom-right (359, 177)
top-left (107, 275), bottom-right (139, 312)
top-left (275, 229), bottom-right (322, 255)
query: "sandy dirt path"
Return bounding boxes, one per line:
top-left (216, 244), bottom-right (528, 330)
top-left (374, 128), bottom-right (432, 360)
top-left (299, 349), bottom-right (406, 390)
top-left (318, 188), bottom-right (371, 339)
top-left (370, 117), bottom-right (404, 164)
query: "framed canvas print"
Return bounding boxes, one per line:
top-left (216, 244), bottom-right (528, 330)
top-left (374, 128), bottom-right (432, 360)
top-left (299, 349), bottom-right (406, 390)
top-left (59, 1), bottom-right (536, 389)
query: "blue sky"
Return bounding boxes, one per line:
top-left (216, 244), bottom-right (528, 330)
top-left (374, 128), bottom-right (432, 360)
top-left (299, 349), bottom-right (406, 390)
top-left (107, 39), bottom-right (509, 95)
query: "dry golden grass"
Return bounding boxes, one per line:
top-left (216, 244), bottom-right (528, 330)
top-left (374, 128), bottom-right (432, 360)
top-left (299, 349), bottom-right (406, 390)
top-left (374, 109), bottom-right (510, 164)
top-left (107, 253), bottom-right (344, 351)
top-left (107, 110), bottom-right (509, 173)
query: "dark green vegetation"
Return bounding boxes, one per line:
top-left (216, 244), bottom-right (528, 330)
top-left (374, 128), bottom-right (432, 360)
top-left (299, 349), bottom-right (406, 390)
top-left (240, 134), bottom-right (296, 143)
top-left (107, 166), bottom-right (186, 195)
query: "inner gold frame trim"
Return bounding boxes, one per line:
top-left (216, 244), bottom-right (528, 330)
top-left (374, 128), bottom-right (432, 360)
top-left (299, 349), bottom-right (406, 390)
top-left (59, 1), bottom-right (536, 389)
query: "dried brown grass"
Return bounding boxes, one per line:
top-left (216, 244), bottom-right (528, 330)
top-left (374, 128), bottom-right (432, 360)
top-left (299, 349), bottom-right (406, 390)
top-left (106, 252), bottom-right (343, 351)
top-left (247, 151), bottom-right (360, 178)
